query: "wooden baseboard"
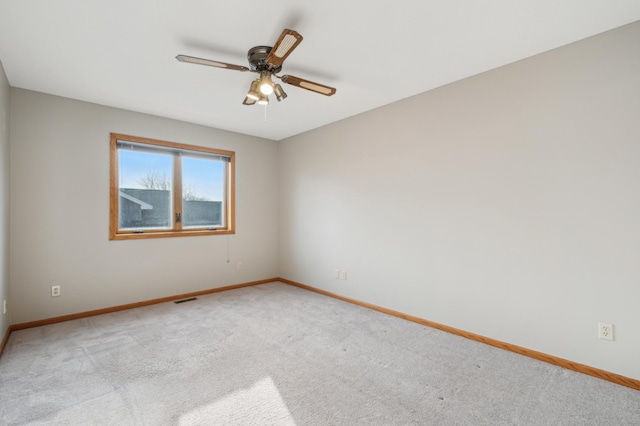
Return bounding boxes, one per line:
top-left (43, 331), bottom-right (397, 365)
top-left (279, 278), bottom-right (640, 392)
top-left (0, 326), bottom-right (10, 356)
top-left (9, 278), bottom-right (279, 332)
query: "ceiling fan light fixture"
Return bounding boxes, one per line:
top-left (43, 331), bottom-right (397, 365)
top-left (242, 96), bottom-right (257, 105)
top-left (274, 84), bottom-right (287, 102)
top-left (259, 71), bottom-right (274, 95)
top-left (257, 92), bottom-right (270, 105)
top-left (246, 79), bottom-right (261, 100)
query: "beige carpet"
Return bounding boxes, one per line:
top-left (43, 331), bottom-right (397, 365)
top-left (1, 282), bottom-right (639, 425)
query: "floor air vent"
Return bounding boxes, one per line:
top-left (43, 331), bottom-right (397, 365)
top-left (174, 297), bottom-right (198, 304)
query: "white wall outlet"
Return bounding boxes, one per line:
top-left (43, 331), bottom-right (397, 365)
top-left (2, 299), bottom-right (6, 314)
top-left (333, 269), bottom-right (340, 279)
top-left (51, 285), bottom-right (61, 297)
top-left (340, 270), bottom-right (347, 280)
top-left (237, 262), bottom-right (243, 271)
top-left (598, 322), bottom-right (614, 341)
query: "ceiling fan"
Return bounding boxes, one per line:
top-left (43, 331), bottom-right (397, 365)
top-left (176, 29), bottom-right (337, 106)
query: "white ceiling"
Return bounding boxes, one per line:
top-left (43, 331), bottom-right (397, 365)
top-left (1, 1), bottom-right (639, 141)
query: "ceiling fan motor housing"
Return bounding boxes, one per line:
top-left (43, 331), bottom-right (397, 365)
top-left (247, 46), bottom-right (282, 73)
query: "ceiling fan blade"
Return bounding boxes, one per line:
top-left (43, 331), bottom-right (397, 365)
top-left (280, 75), bottom-right (336, 96)
top-left (176, 55), bottom-right (249, 72)
top-left (265, 29), bottom-right (303, 67)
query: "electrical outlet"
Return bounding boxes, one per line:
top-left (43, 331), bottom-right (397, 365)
top-left (237, 262), bottom-right (243, 271)
top-left (2, 299), bottom-right (6, 315)
top-left (598, 322), bottom-right (614, 341)
top-left (340, 270), bottom-right (347, 280)
top-left (51, 286), bottom-right (61, 297)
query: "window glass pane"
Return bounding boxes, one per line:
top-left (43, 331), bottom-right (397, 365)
top-left (118, 150), bottom-right (173, 230)
top-left (182, 156), bottom-right (225, 228)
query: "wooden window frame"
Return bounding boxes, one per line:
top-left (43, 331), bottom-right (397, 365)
top-left (109, 133), bottom-right (235, 240)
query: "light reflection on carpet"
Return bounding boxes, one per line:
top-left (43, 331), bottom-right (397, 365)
top-left (179, 376), bottom-right (296, 425)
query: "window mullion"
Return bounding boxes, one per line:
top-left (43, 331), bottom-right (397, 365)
top-left (173, 154), bottom-right (183, 231)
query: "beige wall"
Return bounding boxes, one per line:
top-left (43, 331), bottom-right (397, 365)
top-left (9, 89), bottom-right (279, 324)
top-left (0, 61), bottom-right (9, 337)
top-left (279, 22), bottom-right (640, 379)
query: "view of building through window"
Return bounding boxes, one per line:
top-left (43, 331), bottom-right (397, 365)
top-left (182, 156), bottom-right (225, 228)
top-left (118, 150), bottom-right (173, 230)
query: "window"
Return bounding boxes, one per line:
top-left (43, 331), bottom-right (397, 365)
top-left (110, 133), bottom-right (235, 240)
